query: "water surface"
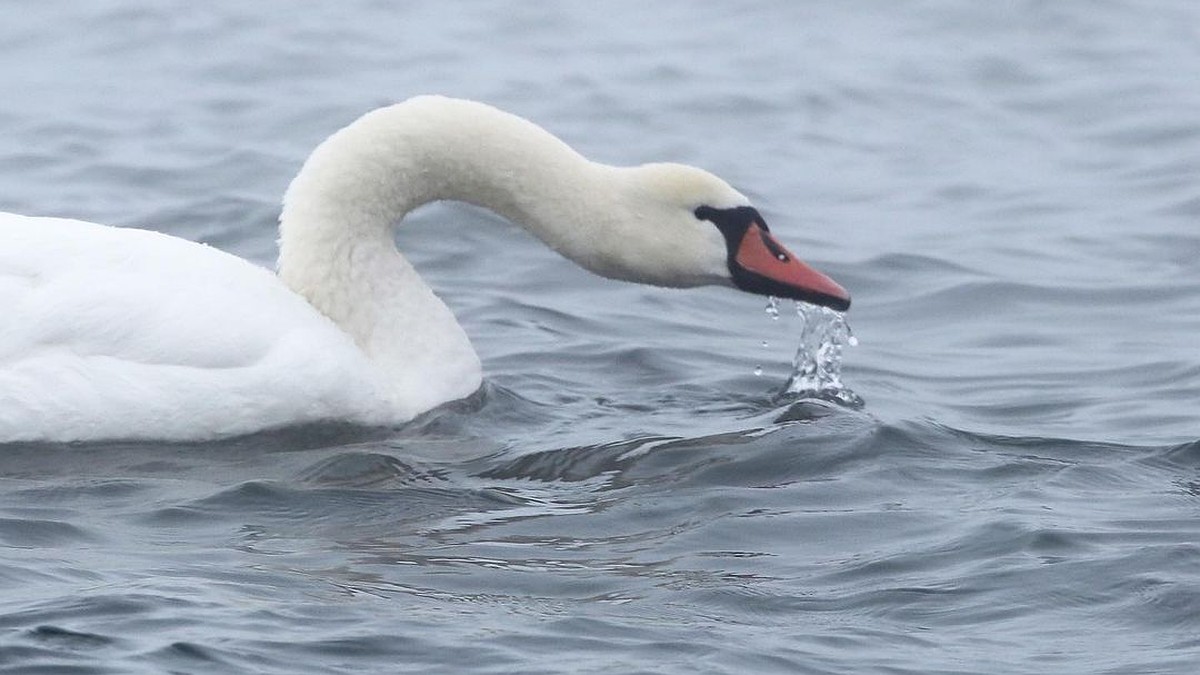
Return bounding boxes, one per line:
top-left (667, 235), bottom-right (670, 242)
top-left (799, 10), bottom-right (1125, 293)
top-left (2, 2), bottom-right (1199, 673)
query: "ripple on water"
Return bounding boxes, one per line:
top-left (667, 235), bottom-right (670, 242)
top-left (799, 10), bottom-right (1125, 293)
top-left (0, 518), bottom-right (98, 548)
top-left (294, 452), bottom-right (449, 489)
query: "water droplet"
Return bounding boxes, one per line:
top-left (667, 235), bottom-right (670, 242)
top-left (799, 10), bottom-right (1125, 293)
top-left (753, 365), bottom-right (763, 377)
top-left (845, 320), bottom-right (858, 347)
top-left (764, 296), bottom-right (780, 320)
top-left (761, 340), bottom-right (769, 349)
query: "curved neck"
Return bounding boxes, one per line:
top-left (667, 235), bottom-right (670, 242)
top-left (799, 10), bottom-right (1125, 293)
top-left (278, 97), bottom-right (599, 271)
top-left (274, 97), bottom-right (604, 413)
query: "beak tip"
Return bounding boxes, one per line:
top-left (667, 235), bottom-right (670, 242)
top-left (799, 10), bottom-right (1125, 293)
top-left (796, 288), bottom-right (851, 313)
top-left (793, 278), bottom-right (851, 313)
top-left (732, 223), bottom-right (852, 312)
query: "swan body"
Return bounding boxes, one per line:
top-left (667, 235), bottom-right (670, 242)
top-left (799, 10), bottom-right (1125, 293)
top-left (1, 214), bottom-right (394, 442)
top-left (1, 96), bottom-right (849, 443)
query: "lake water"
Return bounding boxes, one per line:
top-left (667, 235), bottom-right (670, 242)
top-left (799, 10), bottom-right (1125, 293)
top-left (2, 2), bottom-right (1200, 673)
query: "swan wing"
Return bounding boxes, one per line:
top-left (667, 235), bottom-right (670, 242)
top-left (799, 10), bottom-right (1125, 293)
top-left (0, 213), bottom-right (388, 442)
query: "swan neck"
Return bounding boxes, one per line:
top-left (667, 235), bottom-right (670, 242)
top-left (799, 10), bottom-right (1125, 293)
top-left (278, 97), bottom-right (596, 260)
top-left (273, 98), bottom-right (605, 415)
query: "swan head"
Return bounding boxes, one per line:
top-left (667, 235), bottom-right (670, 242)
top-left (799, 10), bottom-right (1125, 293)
top-left (594, 163), bottom-right (851, 311)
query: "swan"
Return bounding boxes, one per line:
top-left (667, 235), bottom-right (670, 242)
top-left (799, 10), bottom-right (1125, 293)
top-left (0, 96), bottom-right (849, 444)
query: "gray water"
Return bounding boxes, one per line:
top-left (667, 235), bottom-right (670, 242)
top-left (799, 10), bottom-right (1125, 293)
top-left (3, 2), bottom-right (1200, 673)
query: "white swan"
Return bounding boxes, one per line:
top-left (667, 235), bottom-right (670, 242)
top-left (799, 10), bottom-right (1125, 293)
top-left (0, 96), bottom-right (849, 443)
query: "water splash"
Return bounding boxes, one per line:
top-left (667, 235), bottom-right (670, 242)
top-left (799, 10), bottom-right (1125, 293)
top-left (764, 296), bottom-right (780, 320)
top-left (781, 300), bottom-right (864, 408)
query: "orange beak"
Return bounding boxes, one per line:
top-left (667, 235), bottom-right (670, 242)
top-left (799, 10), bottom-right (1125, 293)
top-left (732, 223), bottom-right (851, 311)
